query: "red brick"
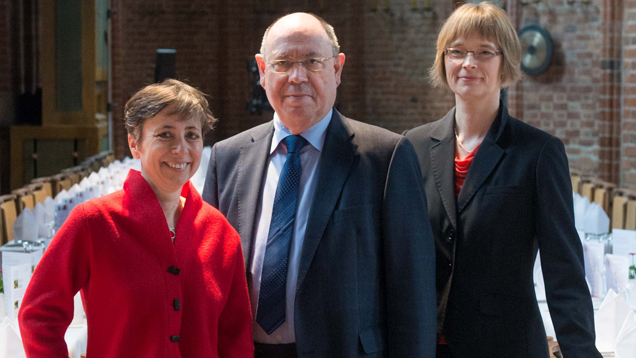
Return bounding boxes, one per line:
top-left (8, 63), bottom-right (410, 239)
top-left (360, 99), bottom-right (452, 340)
top-left (626, 98), bottom-right (636, 107)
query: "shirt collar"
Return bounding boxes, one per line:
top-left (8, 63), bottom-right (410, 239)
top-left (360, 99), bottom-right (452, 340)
top-left (270, 108), bottom-right (333, 155)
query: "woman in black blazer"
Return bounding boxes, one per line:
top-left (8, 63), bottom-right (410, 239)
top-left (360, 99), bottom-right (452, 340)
top-left (405, 2), bottom-right (600, 357)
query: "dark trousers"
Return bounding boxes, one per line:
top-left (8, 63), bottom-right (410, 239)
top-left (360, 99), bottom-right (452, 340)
top-left (436, 344), bottom-right (455, 358)
top-left (254, 342), bottom-right (297, 358)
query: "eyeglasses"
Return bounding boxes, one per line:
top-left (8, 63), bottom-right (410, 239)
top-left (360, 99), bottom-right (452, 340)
top-left (444, 48), bottom-right (501, 62)
top-left (266, 55), bottom-right (337, 73)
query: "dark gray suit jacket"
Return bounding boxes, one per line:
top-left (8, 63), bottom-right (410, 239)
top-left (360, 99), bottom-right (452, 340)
top-left (203, 110), bottom-right (436, 357)
top-left (405, 105), bottom-right (600, 358)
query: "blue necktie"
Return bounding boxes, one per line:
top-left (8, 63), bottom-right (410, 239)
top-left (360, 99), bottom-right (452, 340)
top-left (257, 135), bottom-right (307, 335)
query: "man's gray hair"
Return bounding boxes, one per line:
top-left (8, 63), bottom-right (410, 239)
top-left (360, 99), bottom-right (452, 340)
top-left (259, 13), bottom-right (340, 58)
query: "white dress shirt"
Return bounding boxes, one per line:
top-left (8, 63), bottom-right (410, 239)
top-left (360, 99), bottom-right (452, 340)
top-left (250, 109), bottom-right (332, 343)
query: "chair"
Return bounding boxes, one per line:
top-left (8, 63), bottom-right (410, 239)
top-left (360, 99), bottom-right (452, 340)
top-left (580, 180), bottom-right (595, 204)
top-left (626, 197), bottom-right (636, 231)
top-left (63, 166), bottom-right (91, 187)
top-left (613, 194), bottom-right (629, 230)
top-left (592, 179), bottom-right (615, 218)
top-left (68, 173), bottom-right (81, 186)
top-left (0, 194), bottom-right (18, 244)
top-left (570, 175), bottom-right (582, 195)
top-left (52, 173), bottom-right (72, 194)
top-left (11, 187), bottom-right (35, 213)
top-left (30, 183), bottom-right (49, 205)
top-left (77, 167), bottom-right (90, 183)
top-left (32, 177), bottom-right (54, 198)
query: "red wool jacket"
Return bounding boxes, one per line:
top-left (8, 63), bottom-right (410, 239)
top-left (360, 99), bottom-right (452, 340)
top-left (19, 170), bottom-right (253, 357)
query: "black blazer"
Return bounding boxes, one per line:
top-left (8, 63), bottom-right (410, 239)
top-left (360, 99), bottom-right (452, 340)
top-left (203, 110), bottom-right (437, 357)
top-left (405, 105), bottom-right (600, 358)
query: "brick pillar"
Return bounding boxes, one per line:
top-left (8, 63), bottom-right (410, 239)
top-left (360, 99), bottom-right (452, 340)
top-left (622, 0), bottom-right (636, 186)
top-left (598, 0), bottom-right (622, 184)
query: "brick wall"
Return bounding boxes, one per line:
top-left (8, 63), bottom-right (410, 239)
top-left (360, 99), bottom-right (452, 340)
top-left (508, 0), bottom-right (612, 181)
top-left (109, 0), bottom-right (457, 156)
top-left (110, 0), bottom-right (223, 157)
top-left (108, 0), bottom-right (636, 187)
top-left (623, 0), bottom-right (636, 186)
top-left (361, 2), bottom-right (456, 133)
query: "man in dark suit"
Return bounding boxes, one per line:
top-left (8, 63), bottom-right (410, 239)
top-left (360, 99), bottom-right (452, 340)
top-left (202, 12), bottom-right (436, 358)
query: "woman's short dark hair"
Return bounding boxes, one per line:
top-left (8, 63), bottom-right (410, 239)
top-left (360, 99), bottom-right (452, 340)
top-left (124, 79), bottom-right (217, 141)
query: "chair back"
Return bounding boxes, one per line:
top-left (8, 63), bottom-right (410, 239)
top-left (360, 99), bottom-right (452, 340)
top-left (32, 177), bottom-right (54, 197)
top-left (571, 174), bottom-right (582, 195)
top-left (30, 183), bottom-right (48, 205)
top-left (52, 173), bottom-right (72, 194)
top-left (0, 195), bottom-right (18, 244)
top-left (613, 195), bottom-right (629, 230)
top-left (11, 187), bottom-right (35, 213)
top-left (592, 180), bottom-right (615, 217)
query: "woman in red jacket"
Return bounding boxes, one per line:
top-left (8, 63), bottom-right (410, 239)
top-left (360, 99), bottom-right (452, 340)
top-left (19, 79), bottom-right (254, 357)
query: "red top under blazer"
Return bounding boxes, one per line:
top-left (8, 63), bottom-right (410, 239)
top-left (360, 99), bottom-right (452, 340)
top-left (19, 170), bottom-right (253, 358)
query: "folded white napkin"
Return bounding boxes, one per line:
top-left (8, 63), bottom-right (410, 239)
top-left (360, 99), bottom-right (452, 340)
top-left (584, 202), bottom-right (610, 234)
top-left (54, 189), bottom-right (69, 204)
top-left (615, 310), bottom-right (636, 358)
top-left (43, 197), bottom-right (55, 222)
top-left (584, 240), bottom-right (606, 297)
top-left (574, 193), bottom-right (590, 231)
top-left (89, 172), bottom-right (108, 197)
top-left (74, 189), bottom-right (88, 205)
top-left (71, 292), bottom-right (86, 326)
top-left (131, 159), bottom-right (141, 172)
top-left (79, 177), bottom-right (91, 189)
top-left (88, 172), bottom-right (100, 186)
top-left (97, 166), bottom-right (110, 178)
top-left (33, 203), bottom-right (51, 238)
top-left (54, 202), bottom-right (71, 231)
top-left (534, 251), bottom-right (546, 301)
top-left (12, 208), bottom-right (37, 242)
top-left (84, 185), bottom-right (99, 200)
top-left (0, 317), bottom-right (26, 358)
top-left (605, 254), bottom-right (630, 293)
top-left (595, 289), bottom-right (632, 352)
top-left (68, 184), bottom-right (81, 197)
top-left (109, 169), bottom-right (125, 190)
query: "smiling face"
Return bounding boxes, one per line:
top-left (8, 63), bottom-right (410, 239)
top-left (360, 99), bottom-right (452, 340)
top-left (128, 108), bottom-right (203, 196)
top-left (255, 13), bottom-right (345, 134)
top-left (445, 35), bottom-right (503, 103)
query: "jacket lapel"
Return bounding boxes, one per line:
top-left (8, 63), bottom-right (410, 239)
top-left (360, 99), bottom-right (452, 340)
top-left (456, 106), bottom-right (507, 213)
top-left (430, 108), bottom-right (458, 229)
top-left (296, 110), bottom-right (356, 292)
top-left (236, 123), bottom-right (273, 268)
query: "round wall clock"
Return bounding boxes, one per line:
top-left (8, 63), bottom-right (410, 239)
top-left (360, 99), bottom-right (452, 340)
top-left (518, 24), bottom-right (553, 76)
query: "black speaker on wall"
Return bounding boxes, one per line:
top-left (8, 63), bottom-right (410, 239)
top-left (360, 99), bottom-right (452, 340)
top-left (155, 49), bottom-right (177, 82)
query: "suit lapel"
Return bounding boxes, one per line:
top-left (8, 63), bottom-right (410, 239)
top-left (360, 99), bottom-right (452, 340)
top-left (296, 111), bottom-right (356, 292)
top-left (456, 107), bottom-right (507, 213)
top-left (430, 108), bottom-right (458, 229)
top-left (237, 123), bottom-right (273, 267)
